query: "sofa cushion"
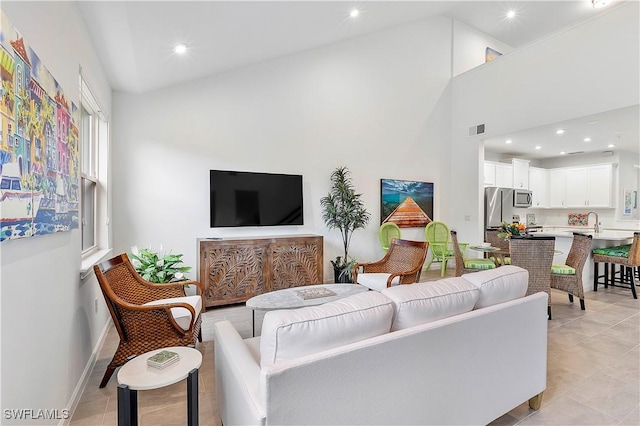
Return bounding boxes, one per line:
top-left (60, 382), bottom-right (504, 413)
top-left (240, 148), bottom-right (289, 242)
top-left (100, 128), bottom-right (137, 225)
top-left (259, 291), bottom-right (394, 367)
top-left (143, 295), bottom-right (202, 330)
top-left (356, 273), bottom-right (400, 291)
top-left (460, 265), bottom-right (529, 309)
top-left (381, 278), bottom-right (480, 331)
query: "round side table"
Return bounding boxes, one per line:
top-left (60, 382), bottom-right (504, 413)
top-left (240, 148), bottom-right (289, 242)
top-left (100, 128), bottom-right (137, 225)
top-left (117, 346), bottom-right (202, 426)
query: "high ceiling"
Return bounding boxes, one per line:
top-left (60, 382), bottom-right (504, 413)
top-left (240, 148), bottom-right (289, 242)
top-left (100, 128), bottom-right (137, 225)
top-left (78, 0), bottom-right (620, 94)
top-left (77, 1), bottom-right (638, 160)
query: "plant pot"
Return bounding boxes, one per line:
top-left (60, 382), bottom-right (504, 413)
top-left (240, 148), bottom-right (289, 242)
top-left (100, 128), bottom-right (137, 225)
top-left (333, 267), bottom-right (353, 283)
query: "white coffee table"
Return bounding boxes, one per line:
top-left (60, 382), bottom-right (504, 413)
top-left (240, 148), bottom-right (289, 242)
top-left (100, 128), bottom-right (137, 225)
top-left (117, 346), bottom-right (202, 426)
top-left (246, 284), bottom-right (369, 336)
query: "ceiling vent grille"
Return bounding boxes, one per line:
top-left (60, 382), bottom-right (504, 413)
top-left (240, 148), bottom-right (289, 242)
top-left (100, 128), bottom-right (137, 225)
top-left (468, 124), bottom-right (485, 136)
top-left (567, 151), bottom-right (584, 155)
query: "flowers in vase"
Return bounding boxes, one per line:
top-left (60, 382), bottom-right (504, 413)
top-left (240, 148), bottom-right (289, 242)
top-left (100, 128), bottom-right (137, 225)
top-left (497, 222), bottom-right (526, 239)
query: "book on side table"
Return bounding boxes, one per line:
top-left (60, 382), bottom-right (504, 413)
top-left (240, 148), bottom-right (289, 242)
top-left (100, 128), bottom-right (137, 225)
top-left (147, 350), bottom-right (180, 369)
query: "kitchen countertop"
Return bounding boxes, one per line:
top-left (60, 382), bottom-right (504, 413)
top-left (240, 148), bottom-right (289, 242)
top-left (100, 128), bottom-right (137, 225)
top-left (531, 228), bottom-right (636, 241)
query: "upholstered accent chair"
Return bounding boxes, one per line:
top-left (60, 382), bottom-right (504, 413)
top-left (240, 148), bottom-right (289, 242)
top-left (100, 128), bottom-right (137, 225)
top-left (451, 230), bottom-right (496, 277)
top-left (353, 238), bottom-right (428, 291)
top-left (379, 221), bottom-right (401, 251)
top-left (593, 232), bottom-right (640, 299)
top-left (550, 232), bottom-right (593, 310)
top-left (94, 253), bottom-right (203, 388)
top-left (509, 236), bottom-right (556, 319)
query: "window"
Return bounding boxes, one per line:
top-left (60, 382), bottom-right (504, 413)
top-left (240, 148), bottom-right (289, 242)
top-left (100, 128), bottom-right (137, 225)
top-left (80, 77), bottom-right (109, 264)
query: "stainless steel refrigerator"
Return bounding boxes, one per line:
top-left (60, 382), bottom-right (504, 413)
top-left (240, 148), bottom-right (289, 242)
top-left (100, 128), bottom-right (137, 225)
top-left (485, 187), bottom-right (520, 229)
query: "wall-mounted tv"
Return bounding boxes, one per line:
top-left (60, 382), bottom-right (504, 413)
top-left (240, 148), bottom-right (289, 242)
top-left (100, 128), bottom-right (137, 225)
top-left (210, 170), bottom-right (303, 227)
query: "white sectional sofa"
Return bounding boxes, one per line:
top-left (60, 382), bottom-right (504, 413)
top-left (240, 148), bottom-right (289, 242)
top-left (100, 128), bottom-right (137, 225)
top-left (213, 266), bottom-right (548, 426)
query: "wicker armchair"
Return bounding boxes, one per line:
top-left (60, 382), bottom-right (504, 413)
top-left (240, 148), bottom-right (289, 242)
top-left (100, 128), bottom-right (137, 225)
top-left (509, 236), bottom-right (556, 319)
top-left (353, 239), bottom-right (428, 291)
top-left (593, 232), bottom-right (640, 299)
top-left (551, 233), bottom-right (593, 310)
top-left (451, 230), bottom-right (496, 277)
top-left (94, 253), bottom-right (204, 388)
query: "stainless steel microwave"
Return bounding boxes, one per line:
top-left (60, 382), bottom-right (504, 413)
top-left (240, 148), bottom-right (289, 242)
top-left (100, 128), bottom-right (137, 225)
top-left (513, 189), bottom-right (532, 208)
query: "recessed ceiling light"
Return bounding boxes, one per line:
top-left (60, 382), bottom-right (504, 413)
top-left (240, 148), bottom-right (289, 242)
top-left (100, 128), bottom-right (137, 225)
top-left (584, 137), bottom-right (592, 142)
top-left (608, 143), bottom-right (615, 148)
top-left (587, 120), bottom-right (598, 125)
top-left (173, 44), bottom-right (187, 55)
top-left (505, 139), bottom-right (512, 144)
top-left (556, 129), bottom-right (565, 135)
top-left (560, 151), bottom-right (566, 155)
top-left (535, 146), bottom-right (542, 150)
top-left (350, 9), bottom-right (359, 18)
top-left (506, 10), bottom-right (516, 19)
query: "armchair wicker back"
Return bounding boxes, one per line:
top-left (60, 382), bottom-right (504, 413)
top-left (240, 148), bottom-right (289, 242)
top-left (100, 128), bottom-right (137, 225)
top-left (94, 253), bottom-right (203, 388)
top-left (551, 233), bottom-right (592, 310)
top-left (451, 230), bottom-right (496, 277)
top-left (485, 229), bottom-right (510, 264)
top-left (509, 236), bottom-right (556, 319)
top-left (353, 239), bottom-right (428, 286)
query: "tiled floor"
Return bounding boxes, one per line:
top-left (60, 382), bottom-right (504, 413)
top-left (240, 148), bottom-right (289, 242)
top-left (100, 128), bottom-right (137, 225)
top-left (70, 269), bottom-right (639, 425)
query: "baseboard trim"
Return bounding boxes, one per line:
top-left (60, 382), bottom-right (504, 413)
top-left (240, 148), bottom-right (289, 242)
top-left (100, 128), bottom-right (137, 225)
top-left (60, 320), bottom-right (111, 426)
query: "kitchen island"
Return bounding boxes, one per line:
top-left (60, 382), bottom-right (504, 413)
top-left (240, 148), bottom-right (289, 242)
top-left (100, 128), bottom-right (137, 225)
top-left (530, 228), bottom-right (635, 292)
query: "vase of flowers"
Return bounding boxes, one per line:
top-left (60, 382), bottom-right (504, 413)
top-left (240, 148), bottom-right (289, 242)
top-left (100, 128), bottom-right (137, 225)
top-left (129, 245), bottom-right (192, 283)
top-left (497, 222), bottom-right (527, 239)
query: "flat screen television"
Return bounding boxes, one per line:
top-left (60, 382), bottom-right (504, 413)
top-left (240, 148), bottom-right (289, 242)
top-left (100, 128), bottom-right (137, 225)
top-left (210, 170), bottom-right (303, 227)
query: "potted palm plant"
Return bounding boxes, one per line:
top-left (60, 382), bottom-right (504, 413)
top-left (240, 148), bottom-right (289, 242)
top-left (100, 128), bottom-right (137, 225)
top-left (320, 166), bottom-right (371, 283)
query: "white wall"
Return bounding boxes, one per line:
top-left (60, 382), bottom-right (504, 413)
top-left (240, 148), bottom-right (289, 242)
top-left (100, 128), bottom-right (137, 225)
top-left (452, 20), bottom-right (514, 77)
top-left (0, 2), bottom-right (112, 423)
top-left (450, 2), bottom-right (640, 243)
top-left (112, 17), bottom-right (454, 283)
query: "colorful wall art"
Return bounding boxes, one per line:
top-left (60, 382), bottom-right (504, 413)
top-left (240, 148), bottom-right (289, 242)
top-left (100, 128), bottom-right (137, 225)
top-left (0, 10), bottom-right (79, 242)
top-left (380, 179), bottom-right (433, 228)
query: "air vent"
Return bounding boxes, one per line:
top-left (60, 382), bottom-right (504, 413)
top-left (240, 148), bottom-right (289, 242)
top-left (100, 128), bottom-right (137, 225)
top-left (567, 151), bottom-right (584, 155)
top-left (468, 124), bottom-right (486, 136)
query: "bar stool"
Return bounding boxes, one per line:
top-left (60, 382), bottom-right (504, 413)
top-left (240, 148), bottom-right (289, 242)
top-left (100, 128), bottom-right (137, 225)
top-left (592, 232), bottom-right (640, 299)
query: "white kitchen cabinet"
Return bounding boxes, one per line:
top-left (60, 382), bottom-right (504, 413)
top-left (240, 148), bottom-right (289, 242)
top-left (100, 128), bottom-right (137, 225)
top-left (549, 164), bottom-right (613, 208)
top-left (512, 159), bottom-right (530, 189)
top-left (484, 161), bottom-right (512, 187)
top-left (495, 163), bottom-right (513, 188)
top-left (549, 169), bottom-right (566, 208)
top-left (483, 162), bottom-right (496, 186)
top-left (586, 165), bottom-right (613, 207)
top-left (565, 168), bottom-right (589, 207)
top-left (529, 167), bottom-right (548, 208)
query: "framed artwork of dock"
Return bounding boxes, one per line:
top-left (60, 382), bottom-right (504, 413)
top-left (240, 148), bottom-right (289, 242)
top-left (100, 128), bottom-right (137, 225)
top-left (380, 179), bottom-right (433, 228)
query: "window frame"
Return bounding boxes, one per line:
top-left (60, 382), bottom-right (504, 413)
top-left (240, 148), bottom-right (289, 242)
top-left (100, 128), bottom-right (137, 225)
top-left (79, 76), bottom-right (111, 277)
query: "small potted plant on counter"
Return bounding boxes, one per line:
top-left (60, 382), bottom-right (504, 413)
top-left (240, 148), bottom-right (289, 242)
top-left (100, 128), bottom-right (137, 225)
top-left (320, 166), bottom-right (371, 283)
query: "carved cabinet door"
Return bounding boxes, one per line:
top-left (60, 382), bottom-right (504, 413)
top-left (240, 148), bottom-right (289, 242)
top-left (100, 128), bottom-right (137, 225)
top-left (201, 241), bottom-right (269, 307)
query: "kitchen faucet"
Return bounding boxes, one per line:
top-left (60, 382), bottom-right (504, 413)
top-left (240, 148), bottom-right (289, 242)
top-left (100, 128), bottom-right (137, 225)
top-left (587, 211), bottom-right (600, 233)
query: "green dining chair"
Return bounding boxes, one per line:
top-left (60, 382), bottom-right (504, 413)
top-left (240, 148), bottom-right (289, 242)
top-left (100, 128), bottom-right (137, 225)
top-left (425, 221), bottom-right (456, 277)
top-left (379, 222), bottom-right (401, 251)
